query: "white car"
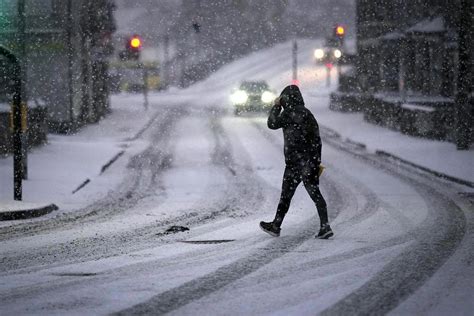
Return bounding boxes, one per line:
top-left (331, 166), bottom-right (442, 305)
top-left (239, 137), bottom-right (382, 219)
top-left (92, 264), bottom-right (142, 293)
top-left (230, 81), bottom-right (276, 115)
top-left (313, 47), bottom-right (343, 64)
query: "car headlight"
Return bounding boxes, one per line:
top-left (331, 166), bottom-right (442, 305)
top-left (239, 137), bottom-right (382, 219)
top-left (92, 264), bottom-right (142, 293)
top-left (334, 49), bottom-right (342, 59)
top-left (261, 91), bottom-right (275, 104)
top-left (314, 49), bottom-right (325, 60)
top-left (231, 90), bottom-right (248, 105)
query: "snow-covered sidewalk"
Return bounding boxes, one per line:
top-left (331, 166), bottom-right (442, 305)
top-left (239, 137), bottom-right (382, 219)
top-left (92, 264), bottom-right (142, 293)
top-left (0, 93), bottom-right (155, 222)
top-left (304, 93), bottom-right (474, 188)
top-left (0, 39), bottom-right (472, 222)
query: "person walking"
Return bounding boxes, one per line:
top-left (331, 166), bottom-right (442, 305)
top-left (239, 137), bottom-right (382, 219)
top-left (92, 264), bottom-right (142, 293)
top-left (260, 85), bottom-right (333, 239)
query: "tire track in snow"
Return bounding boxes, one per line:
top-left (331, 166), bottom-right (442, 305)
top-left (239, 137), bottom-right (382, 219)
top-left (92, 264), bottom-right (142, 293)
top-left (113, 118), bottom-right (350, 315)
top-left (116, 118), bottom-right (431, 316)
top-left (0, 110), bottom-right (268, 276)
top-left (0, 106), bottom-right (183, 273)
top-left (113, 226), bottom-right (318, 315)
top-left (0, 106), bottom-right (182, 242)
top-left (242, 120), bottom-right (467, 315)
top-left (320, 173), bottom-right (467, 315)
top-left (315, 127), bottom-right (468, 315)
top-left (251, 119), bottom-right (378, 225)
top-left (208, 116), bottom-right (271, 219)
top-left (0, 111), bottom-right (284, 309)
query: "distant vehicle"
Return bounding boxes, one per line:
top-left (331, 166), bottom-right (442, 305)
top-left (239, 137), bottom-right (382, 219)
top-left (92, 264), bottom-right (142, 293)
top-left (230, 81), bottom-right (276, 115)
top-left (313, 47), bottom-right (343, 65)
top-left (314, 26), bottom-right (345, 65)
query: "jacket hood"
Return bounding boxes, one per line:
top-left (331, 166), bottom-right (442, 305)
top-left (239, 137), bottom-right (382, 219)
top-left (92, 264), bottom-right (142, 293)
top-left (280, 85), bottom-right (304, 109)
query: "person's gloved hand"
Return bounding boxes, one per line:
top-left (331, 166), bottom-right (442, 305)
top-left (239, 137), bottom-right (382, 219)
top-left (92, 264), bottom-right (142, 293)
top-left (274, 96), bottom-right (281, 105)
top-left (318, 164), bottom-right (325, 177)
top-left (273, 97), bottom-right (282, 111)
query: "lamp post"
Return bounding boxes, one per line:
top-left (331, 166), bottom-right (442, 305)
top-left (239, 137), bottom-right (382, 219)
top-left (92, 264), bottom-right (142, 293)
top-left (292, 39), bottom-right (298, 85)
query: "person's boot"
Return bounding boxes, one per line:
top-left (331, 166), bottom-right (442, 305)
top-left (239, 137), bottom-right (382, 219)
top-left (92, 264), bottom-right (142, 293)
top-left (316, 223), bottom-right (333, 239)
top-left (260, 221), bottom-right (281, 237)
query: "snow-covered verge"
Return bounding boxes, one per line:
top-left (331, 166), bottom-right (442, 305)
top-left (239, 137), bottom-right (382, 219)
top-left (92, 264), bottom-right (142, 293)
top-left (0, 94), bottom-right (154, 223)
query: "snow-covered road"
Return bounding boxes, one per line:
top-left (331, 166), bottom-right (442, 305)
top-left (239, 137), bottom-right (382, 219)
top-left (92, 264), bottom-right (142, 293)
top-left (0, 40), bottom-right (472, 315)
top-left (1, 108), bottom-right (471, 315)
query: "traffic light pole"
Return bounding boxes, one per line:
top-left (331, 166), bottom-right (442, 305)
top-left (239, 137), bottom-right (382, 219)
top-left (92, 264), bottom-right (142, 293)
top-left (335, 25), bottom-right (345, 89)
top-left (142, 63), bottom-right (149, 110)
top-left (337, 63), bottom-right (341, 85)
top-left (292, 40), bottom-right (298, 83)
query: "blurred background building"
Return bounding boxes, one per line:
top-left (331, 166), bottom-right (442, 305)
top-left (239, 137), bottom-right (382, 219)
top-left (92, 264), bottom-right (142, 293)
top-left (0, 0), bottom-right (115, 154)
top-left (112, 0), bottom-right (356, 88)
top-left (2, 0), bottom-right (470, 153)
top-left (331, 0), bottom-right (473, 146)
top-left (1, 0), bottom-right (356, 155)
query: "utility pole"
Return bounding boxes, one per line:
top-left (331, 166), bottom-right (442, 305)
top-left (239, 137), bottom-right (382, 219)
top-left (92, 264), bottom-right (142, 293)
top-left (163, 35), bottom-right (169, 89)
top-left (292, 39), bottom-right (298, 84)
top-left (399, 37), bottom-right (407, 103)
top-left (142, 63), bottom-right (148, 110)
top-left (179, 50), bottom-right (185, 88)
top-left (12, 55), bottom-right (22, 201)
top-left (455, 0), bottom-right (473, 150)
top-left (18, 0), bottom-right (28, 179)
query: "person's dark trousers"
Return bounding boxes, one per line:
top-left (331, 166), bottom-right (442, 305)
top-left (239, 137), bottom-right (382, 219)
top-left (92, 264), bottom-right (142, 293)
top-left (273, 159), bottom-right (328, 227)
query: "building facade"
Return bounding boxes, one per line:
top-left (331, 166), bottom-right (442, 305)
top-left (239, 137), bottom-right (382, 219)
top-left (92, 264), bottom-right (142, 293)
top-left (0, 0), bottom-right (115, 154)
top-left (331, 0), bottom-right (473, 144)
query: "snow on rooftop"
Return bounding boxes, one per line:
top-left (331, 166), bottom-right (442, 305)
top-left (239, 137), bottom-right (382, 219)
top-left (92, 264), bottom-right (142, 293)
top-left (407, 17), bottom-right (445, 33)
top-left (0, 102), bottom-right (9, 112)
top-left (401, 103), bottom-right (435, 112)
top-left (374, 93), bottom-right (454, 105)
top-left (0, 99), bottom-right (46, 112)
top-left (381, 31), bottom-right (405, 40)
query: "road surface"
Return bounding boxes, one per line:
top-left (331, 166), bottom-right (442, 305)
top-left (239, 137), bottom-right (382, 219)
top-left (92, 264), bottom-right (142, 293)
top-left (0, 97), bottom-right (472, 315)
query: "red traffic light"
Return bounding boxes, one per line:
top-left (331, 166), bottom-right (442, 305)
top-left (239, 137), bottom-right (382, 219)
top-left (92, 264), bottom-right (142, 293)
top-left (335, 25), bottom-right (345, 36)
top-left (129, 35), bottom-right (142, 49)
top-left (121, 35), bottom-right (142, 60)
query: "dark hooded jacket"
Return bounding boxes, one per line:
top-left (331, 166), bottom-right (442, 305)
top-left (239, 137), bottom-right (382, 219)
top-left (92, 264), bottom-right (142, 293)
top-left (267, 85), bottom-right (322, 165)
